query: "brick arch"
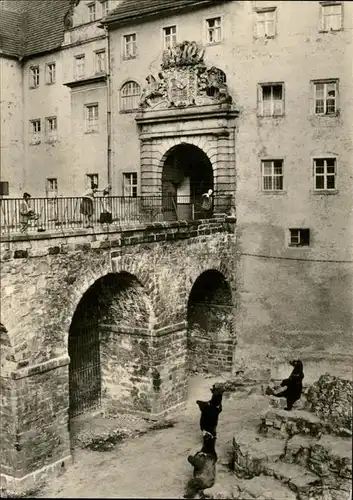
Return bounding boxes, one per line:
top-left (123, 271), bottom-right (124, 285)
top-left (185, 262), bottom-right (234, 311)
top-left (65, 257), bottom-right (157, 344)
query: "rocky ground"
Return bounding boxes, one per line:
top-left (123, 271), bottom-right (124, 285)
top-left (7, 373), bottom-right (353, 499)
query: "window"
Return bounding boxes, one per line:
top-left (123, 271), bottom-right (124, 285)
top-left (120, 81), bottom-right (141, 111)
top-left (321, 3), bottom-right (342, 31)
top-left (123, 33), bottom-right (137, 59)
top-left (258, 83), bottom-right (284, 116)
top-left (206, 17), bottom-right (222, 44)
top-left (261, 160), bottom-right (283, 191)
top-left (46, 178), bottom-right (58, 196)
top-left (75, 54), bottom-right (85, 79)
top-left (46, 117), bottom-right (57, 142)
top-left (29, 119), bottom-right (41, 144)
top-left (256, 8), bottom-right (276, 38)
top-left (123, 173), bottom-right (138, 197)
top-left (313, 80), bottom-right (338, 115)
top-left (85, 103), bottom-right (99, 132)
top-left (86, 173), bottom-right (99, 189)
top-left (313, 158), bottom-right (336, 191)
top-left (289, 229), bottom-right (310, 247)
top-left (29, 66), bottom-right (40, 88)
top-left (163, 25), bottom-right (177, 49)
top-left (45, 62), bottom-right (56, 84)
top-left (101, 0), bottom-right (108, 17)
top-left (95, 50), bottom-right (106, 73)
top-left (88, 2), bottom-right (96, 22)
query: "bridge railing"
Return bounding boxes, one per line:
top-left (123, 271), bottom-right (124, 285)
top-left (0, 193), bottom-right (234, 235)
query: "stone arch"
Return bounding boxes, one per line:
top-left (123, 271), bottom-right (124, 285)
top-left (68, 270), bottom-right (155, 420)
top-left (186, 268), bottom-right (234, 374)
top-left (158, 142), bottom-right (215, 221)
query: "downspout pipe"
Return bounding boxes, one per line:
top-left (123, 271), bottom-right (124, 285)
top-left (105, 24), bottom-right (112, 191)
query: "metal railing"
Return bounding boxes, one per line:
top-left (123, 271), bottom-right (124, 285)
top-left (0, 193), bottom-right (233, 235)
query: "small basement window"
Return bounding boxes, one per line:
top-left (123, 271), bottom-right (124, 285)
top-left (289, 228), bottom-right (310, 247)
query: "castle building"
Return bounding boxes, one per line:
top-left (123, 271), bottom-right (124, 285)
top-left (1, 0), bottom-right (352, 406)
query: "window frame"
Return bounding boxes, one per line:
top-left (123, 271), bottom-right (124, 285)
top-left (74, 54), bottom-right (86, 79)
top-left (120, 81), bottom-right (141, 112)
top-left (261, 159), bottom-right (284, 192)
top-left (87, 2), bottom-right (96, 22)
top-left (163, 25), bottom-right (177, 50)
top-left (45, 116), bottom-right (58, 142)
top-left (312, 79), bottom-right (339, 116)
top-left (29, 119), bottom-right (41, 145)
top-left (101, 0), bottom-right (109, 17)
top-left (255, 7), bottom-right (277, 38)
top-left (289, 228), bottom-right (310, 247)
top-left (320, 2), bottom-right (343, 32)
top-left (257, 82), bottom-right (285, 117)
top-left (85, 103), bottom-right (99, 133)
top-left (86, 173), bottom-right (99, 189)
top-left (313, 157), bottom-right (337, 192)
top-left (205, 16), bottom-right (222, 44)
top-left (45, 62), bottom-right (56, 85)
top-left (122, 33), bottom-right (137, 60)
top-left (29, 65), bottom-right (40, 88)
top-left (46, 178), bottom-right (58, 196)
top-left (95, 49), bottom-right (106, 73)
top-left (123, 172), bottom-right (138, 198)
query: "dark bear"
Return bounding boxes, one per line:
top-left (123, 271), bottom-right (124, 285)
top-left (184, 433), bottom-right (217, 499)
top-left (273, 359), bottom-right (304, 410)
top-left (196, 384), bottom-right (224, 438)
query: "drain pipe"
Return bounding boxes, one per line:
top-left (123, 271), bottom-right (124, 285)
top-left (105, 24), bottom-right (112, 191)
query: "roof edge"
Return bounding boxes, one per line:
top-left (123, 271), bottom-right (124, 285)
top-left (102, 0), bottom-right (221, 29)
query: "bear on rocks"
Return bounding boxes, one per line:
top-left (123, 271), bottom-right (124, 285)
top-left (272, 359), bottom-right (304, 411)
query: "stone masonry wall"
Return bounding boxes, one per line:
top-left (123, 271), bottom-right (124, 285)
top-left (0, 218), bottom-right (236, 489)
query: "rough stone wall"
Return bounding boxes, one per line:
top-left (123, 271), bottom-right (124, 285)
top-left (188, 271), bottom-right (234, 373)
top-left (0, 219), bottom-right (236, 484)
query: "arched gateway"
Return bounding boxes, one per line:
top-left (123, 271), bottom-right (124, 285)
top-left (136, 40), bottom-right (238, 218)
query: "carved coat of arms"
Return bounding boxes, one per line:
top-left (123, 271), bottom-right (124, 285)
top-left (139, 41), bottom-right (232, 110)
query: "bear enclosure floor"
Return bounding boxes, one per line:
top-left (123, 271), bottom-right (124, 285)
top-left (37, 375), bottom-right (270, 499)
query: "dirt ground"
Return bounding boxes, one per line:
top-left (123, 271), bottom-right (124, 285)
top-left (38, 375), bottom-right (270, 499)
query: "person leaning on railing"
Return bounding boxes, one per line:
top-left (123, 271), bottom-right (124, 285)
top-left (19, 192), bottom-right (41, 233)
top-left (80, 183), bottom-right (111, 228)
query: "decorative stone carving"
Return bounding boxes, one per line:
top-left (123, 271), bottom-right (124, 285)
top-left (139, 41), bottom-right (232, 110)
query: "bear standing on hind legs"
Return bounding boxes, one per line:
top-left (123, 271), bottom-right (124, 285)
top-left (272, 359), bottom-right (304, 410)
top-left (196, 384), bottom-right (224, 438)
top-left (184, 433), bottom-right (217, 499)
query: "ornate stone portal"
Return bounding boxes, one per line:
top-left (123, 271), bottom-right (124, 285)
top-left (139, 41), bottom-right (232, 109)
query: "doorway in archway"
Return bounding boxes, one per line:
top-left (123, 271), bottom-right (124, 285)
top-left (162, 143), bottom-right (213, 220)
top-left (187, 270), bottom-right (233, 374)
top-left (68, 272), bottom-right (151, 419)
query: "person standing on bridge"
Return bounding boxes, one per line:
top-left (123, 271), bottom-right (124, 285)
top-left (80, 182), bottom-right (111, 228)
top-left (201, 189), bottom-right (213, 219)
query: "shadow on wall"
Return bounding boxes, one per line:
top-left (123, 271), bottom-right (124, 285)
top-left (187, 270), bottom-right (233, 374)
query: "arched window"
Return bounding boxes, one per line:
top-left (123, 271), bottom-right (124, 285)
top-left (120, 81), bottom-right (141, 111)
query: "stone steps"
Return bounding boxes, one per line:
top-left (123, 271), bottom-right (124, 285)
top-left (263, 461), bottom-right (322, 496)
top-left (233, 475), bottom-right (297, 500)
top-left (284, 434), bottom-right (352, 479)
top-left (258, 408), bottom-right (350, 439)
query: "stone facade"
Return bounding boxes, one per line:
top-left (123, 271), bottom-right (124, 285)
top-left (0, 218), bottom-right (236, 493)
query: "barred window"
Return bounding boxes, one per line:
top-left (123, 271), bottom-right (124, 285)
top-left (120, 81), bottom-right (141, 111)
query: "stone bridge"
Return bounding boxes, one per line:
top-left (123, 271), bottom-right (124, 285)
top-left (0, 216), bottom-right (236, 492)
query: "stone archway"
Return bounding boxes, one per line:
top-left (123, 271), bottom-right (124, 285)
top-left (68, 271), bottom-right (154, 422)
top-left (187, 270), bottom-right (233, 374)
top-left (162, 143), bottom-right (214, 220)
